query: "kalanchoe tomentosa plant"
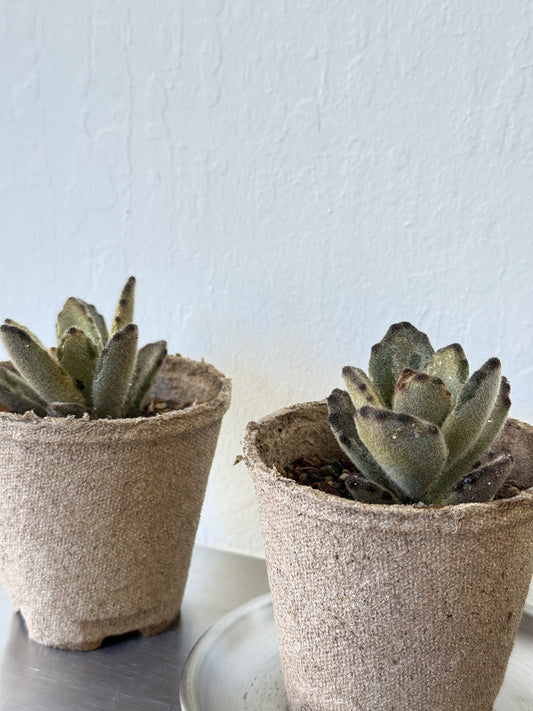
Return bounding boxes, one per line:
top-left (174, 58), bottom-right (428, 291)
top-left (327, 322), bottom-right (512, 506)
top-left (0, 277), bottom-right (167, 419)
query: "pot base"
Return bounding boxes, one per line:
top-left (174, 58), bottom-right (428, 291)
top-left (19, 605), bottom-right (182, 651)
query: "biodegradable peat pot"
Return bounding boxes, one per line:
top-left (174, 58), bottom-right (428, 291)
top-left (243, 401), bottom-right (533, 711)
top-left (0, 355), bottom-right (230, 650)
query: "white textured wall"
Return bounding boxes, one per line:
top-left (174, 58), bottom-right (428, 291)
top-left (0, 1), bottom-right (532, 557)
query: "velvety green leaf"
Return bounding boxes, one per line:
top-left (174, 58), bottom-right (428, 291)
top-left (341, 472), bottom-right (398, 504)
top-left (392, 369), bottom-right (452, 426)
top-left (327, 389), bottom-right (405, 501)
top-left (124, 340), bottom-right (167, 417)
top-left (57, 327), bottom-right (99, 399)
top-left (0, 324), bottom-right (85, 405)
top-left (57, 298), bottom-right (103, 350)
top-left (4, 319), bottom-right (48, 351)
top-left (424, 344), bottom-right (469, 399)
top-left (464, 375), bottom-right (511, 463)
top-left (440, 453), bottom-right (514, 505)
top-left (0, 365), bottom-right (47, 416)
top-left (342, 366), bottom-right (384, 409)
top-left (79, 300), bottom-right (109, 345)
top-left (368, 322), bottom-right (434, 407)
top-left (440, 358), bottom-right (502, 467)
top-left (92, 324), bottom-right (138, 418)
top-left (431, 376), bottom-right (511, 498)
top-left (110, 276), bottom-right (136, 336)
top-left (354, 406), bottom-right (447, 501)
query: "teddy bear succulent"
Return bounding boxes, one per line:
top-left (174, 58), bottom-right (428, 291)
top-left (0, 277), bottom-right (167, 419)
top-left (327, 322), bottom-right (512, 505)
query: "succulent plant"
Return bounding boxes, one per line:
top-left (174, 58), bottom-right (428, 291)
top-left (327, 322), bottom-right (512, 505)
top-left (0, 277), bottom-right (167, 419)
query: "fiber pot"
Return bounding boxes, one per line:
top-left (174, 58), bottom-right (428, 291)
top-left (243, 401), bottom-right (533, 711)
top-left (0, 355), bottom-right (231, 650)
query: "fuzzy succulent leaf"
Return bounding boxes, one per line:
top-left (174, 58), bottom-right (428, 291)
top-left (91, 323), bottom-right (138, 418)
top-left (329, 323), bottom-right (511, 505)
top-left (429, 375), bottom-right (511, 500)
top-left (354, 406), bottom-right (448, 502)
top-left (424, 343), bottom-right (469, 398)
top-left (440, 358), bottom-right (502, 467)
top-left (0, 324), bottom-right (85, 405)
top-left (4, 319), bottom-right (48, 351)
top-left (79, 300), bottom-right (109, 345)
top-left (124, 340), bottom-right (168, 417)
top-left (57, 298), bottom-right (103, 350)
top-left (110, 276), bottom-right (136, 336)
top-left (440, 454), bottom-right (513, 505)
top-left (0, 365), bottom-right (47, 416)
top-left (341, 472), bottom-right (398, 504)
top-left (57, 327), bottom-right (99, 399)
top-left (342, 366), bottom-right (384, 408)
top-left (458, 376), bottom-right (511, 471)
top-left (392, 369), bottom-right (452, 426)
top-left (0, 277), bottom-right (164, 421)
top-left (46, 402), bottom-right (96, 419)
top-left (327, 389), bottom-right (404, 500)
top-left (368, 322), bottom-right (435, 407)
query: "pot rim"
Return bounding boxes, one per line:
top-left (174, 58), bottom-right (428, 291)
top-left (0, 354), bottom-right (231, 437)
top-left (243, 399), bottom-right (533, 524)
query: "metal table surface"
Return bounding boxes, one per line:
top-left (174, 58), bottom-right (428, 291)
top-left (0, 545), bottom-right (270, 711)
top-left (0, 545), bottom-right (531, 710)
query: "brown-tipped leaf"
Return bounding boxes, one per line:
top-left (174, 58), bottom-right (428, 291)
top-left (4, 319), bottom-right (48, 351)
top-left (430, 375), bottom-right (511, 498)
top-left (57, 298), bottom-right (103, 350)
top-left (354, 406), bottom-right (448, 501)
top-left (368, 322), bottom-right (434, 407)
top-left (57, 327), bottom-right (99, 399)
top-left (342, 366), bottom-right (384, 409)
top-left (110, 276), bottom-right (136, 336)
top-left (440, 453), bottom-right (514, 505)
top-left (0, 324), bottom-right (85, 405)
top-left (124, 340), bottom-right (167, 417)
top-left (440, 358), bottom-right (502, 467)
top-left (458, 375), bottom-right (511, 471)
top-left (327, 390), bottom-right (407, 502)
top-left (425, 343), bottom-right (469, 398)
top-left (392, 369), bottom-right (452, 426)
top-left (341, 472), bottom-right (398, 504)
top-left (79, 300), bottom-right (109, 345)
top-left (91, 323), bottom-right (138, 418)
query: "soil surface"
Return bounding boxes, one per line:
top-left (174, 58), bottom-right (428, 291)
top-left (278, 455), bottom-right (357, 499)
top-left (278, 455), bottom-right (526, 504)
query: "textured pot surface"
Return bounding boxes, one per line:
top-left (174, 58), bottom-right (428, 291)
top-left (0, 355), bottom-right (231, 650)
top-left (244, 402), bottom-right (533, 711)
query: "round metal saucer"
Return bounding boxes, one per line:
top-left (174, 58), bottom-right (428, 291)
top-left (180, 593), bottom-right (286, 711)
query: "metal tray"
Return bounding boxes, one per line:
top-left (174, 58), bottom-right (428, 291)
top-left (180, 594), bottom-right (285, 711)
top-left (180, 593), bottom-right (533, 711)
